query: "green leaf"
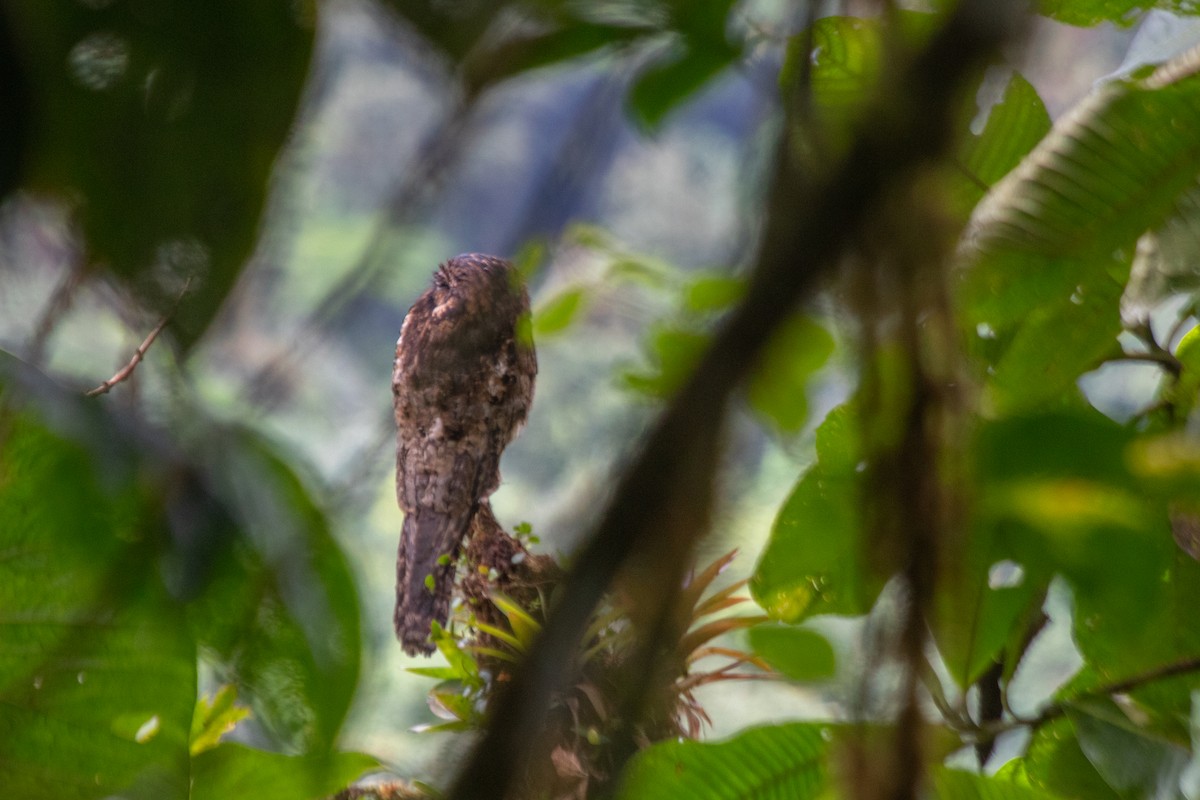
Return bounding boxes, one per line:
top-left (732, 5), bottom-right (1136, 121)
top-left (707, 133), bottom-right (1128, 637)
top-left (970, 410), bottom-right (1200, 694)
top-left (190, 685), bottom-right (250, 756)
top-left (1038, 0), bottom-right (1197, 27)
top-left (490, 592), bottom-right (543, 649)
top-left (533, 287), bottom-right (587, 337)
top-left (615, 723), bottom-right (830, 800)
top-left (1166, 322), bottom-right (1200, 418)
top-left (191, 742), bottom-right (378, 800)
top-left (623, 324), bottom-right (709, 398)
top-left (746, 315), bottom-right (835, 434)
top-left (930, 766), bottom-right (1058, 799)
top-left (1021, 717), bottom-right (1123, 800)
top-left (963, 58), bottom-right (1200, 346)
top-left (629, 40), bottom-right (740, 129)
top-left (430, 623), bottom-right (482, 690)
top-left (0, 415), bottom-right (195, 800)
top-left (627, 0), bottom-right (741, 130)
top-left (951, 72), bottom-right (1052, 216)
top-left (935, 520), bottom-right (1048, 688)
top-left (983, 268), bottom-right (1125, 414)
top-left (751, 405), bottom-right (873, 622)
top-left (5, 2), bottom-right (313, 349)
top-left (184, 425), bottom-right (362, 752)
top-left (1068, 698), bottom-right (1190, 798)
top-left (747, 624), bottom-right (836, 682)
top-left (684, 273), bottom-right (745, 313)
top-left (782, 13), bottom-right (939, 154)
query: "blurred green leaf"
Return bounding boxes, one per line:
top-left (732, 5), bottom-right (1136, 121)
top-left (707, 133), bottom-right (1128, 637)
top-left (533, 287), bottom-right (587, 337)
top-left (187, 426), bottom-right (362, 752)
top-left (628, 0), bottom-right (740, 129)
top-left (747, 624), bottom-right (835, 682)
top-left (746, 315), bottom-right (834, 434)
top-left (191, 742), bottom-right (378, 800)
top-left (623, 324), bottom-right (709, 398)
top-left (5, 1), bottom-right (314, 349)
top-left (1068, 698), bottom-right (1190, 798)
top-left (782, 13), bottom-right (939, 154)
top-left (970, 410), bottom-right (1200, 696)
top-left (629, 40), bottom-right (739, 129)
top-left (751, 405), bottom-right (873, 622)
top-left (615, 722), bottom-right (830, 799)
top-left (983, 269), bottom-right (1125, 415)
top-left (1166, 322), bottom-right (1200, 418)
top-left (684, 273), bottom-right (745, 313)
top-left (0, 414), bottom-right (195, 800)
top-left (1021, 717), bottom-right (1123, 800)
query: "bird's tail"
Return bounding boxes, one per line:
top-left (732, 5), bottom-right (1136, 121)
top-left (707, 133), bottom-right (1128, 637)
top-left (395, 507), bottom-right (475, 656)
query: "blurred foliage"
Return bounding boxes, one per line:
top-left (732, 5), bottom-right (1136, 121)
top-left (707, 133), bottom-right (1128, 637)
top-left (8, 0), bottom-right (1200, 799)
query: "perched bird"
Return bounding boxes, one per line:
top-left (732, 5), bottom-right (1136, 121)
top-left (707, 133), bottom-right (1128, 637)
top-left (392, 253), bottom-right (536, 656)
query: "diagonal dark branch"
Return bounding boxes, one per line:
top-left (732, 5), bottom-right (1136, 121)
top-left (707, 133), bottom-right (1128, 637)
top-left (447, 3), bottom-right (1025, 799)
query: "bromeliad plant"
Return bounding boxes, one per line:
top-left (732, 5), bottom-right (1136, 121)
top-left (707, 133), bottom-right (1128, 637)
top-left (409, 544), bottom-right (772, 797)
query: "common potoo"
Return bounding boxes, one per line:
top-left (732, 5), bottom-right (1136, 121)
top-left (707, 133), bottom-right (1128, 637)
top-left (393, 253), bottom-right (536, 656)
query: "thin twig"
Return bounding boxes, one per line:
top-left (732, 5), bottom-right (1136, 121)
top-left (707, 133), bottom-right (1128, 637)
top-left (958, 654), bottom-right (1200, 742)
top-left (85, 278), bottom-right (193, 398)
top-left (1031, 655), bottom-right (1200, 729)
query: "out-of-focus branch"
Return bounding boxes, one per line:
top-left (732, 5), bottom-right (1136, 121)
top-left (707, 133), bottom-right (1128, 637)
top-left (27, 262), bottom-right (83, 365)
top-left (447, 3), bottom-right (1025, 799)
top-left (85, 277), bottom-right (193, 398)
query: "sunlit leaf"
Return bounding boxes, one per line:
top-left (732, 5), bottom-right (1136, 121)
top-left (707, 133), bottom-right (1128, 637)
top-left (190, 685), bottom-right (251, 756)
top-left (930, 766), bottom-right (1058, 799)
top-left (1039, 0), bottom-right (1198, 27)
top-left (751, 405), bottom-right (872, 622)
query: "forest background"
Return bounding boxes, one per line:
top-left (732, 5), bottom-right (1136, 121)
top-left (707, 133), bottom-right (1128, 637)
top-left (6, 1), bottom-right (1200, 798)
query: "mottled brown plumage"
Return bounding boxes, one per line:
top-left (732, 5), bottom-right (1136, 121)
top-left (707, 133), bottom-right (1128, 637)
top-left (393, 253), bottom-right (536, 656)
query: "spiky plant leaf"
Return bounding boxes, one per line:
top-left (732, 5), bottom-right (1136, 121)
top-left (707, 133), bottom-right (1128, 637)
top-left (490, 592), bottom-right (544, 649)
